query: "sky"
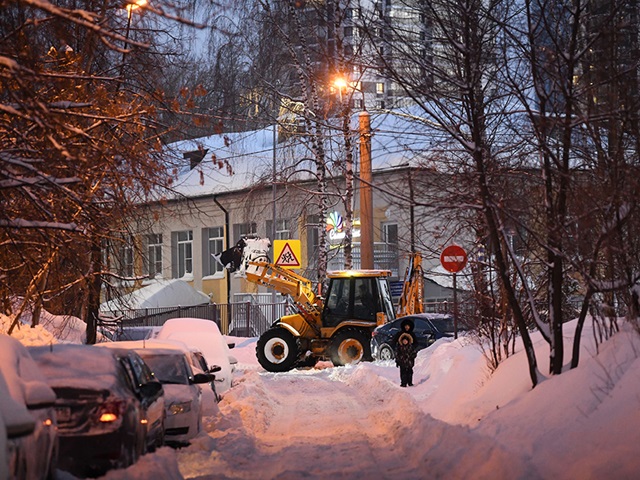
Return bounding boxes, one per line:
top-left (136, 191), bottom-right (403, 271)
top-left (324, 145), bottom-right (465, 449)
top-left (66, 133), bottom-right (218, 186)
top-left (2, 310), bottom-right (639, 479)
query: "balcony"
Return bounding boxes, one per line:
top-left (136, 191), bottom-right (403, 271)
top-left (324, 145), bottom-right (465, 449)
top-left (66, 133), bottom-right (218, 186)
top-left (326, 242), bottom-right (399, 277)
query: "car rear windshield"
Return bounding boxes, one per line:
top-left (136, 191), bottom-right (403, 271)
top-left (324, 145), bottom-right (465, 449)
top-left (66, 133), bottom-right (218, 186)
top-left (138, 354), bottom-right (190, 385)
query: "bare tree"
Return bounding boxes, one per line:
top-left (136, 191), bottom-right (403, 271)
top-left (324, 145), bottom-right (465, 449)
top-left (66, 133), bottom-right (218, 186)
top-left (0, 0), bottom-right (215, 341)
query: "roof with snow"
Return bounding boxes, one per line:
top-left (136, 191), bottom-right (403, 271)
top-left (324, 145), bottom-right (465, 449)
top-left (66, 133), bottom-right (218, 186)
top-left (163, 108), bottom-right (456, 200)
top-left (100, 279), bottom-right (210, 312)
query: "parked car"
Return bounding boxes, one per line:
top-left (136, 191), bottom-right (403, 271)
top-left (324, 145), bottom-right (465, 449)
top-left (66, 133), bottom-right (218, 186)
top-left (0, 334), bottom-right (58, 480)
top-left (101, 338), bottom-right (221, 416)
top-left (0, 369), bottom-right (34, 480)
top-left (28, 344), bottom-right (165, 478)
top-left (155, 317), bottom-right (235, 395)
top-left (111, 326), bottom-right (161, 342)
top-left (100, 343), bottom-right (212, 446)
top-left (370, 314), bottom-right (455, 361)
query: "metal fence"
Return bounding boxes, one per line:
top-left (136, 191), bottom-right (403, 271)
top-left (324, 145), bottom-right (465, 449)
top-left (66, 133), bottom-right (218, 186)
top-left (101, 301), bottom-right (292, 337)
top-left (101, 297), bottom-right (473, 339)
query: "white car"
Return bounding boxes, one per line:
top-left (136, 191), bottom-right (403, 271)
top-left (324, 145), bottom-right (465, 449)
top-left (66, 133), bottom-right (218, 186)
top-left (103, 339), bottom-right (221, 414)
top-left (0, 335), bottom-right (58, 480)
top-left (0, 368), bottom-right (36, 480)
top-left (98, 342), bottom-right (211, 445)
top-left (155, 318), bottom-right (235, 395)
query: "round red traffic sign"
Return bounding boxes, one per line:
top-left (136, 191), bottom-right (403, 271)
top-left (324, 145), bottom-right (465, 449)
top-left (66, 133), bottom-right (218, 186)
top-left (440, 245), bottom-right (468, 273)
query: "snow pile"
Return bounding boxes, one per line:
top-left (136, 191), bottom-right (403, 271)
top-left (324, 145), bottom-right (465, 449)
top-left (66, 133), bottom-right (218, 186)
top-left (1, 311), bottom-right (88, 346)
top-left (3, 310), bottom-right (640, 479)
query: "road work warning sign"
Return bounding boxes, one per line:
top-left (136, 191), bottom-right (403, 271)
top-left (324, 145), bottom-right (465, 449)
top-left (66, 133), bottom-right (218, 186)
top-left (274, 239), bottom-right (301, 269)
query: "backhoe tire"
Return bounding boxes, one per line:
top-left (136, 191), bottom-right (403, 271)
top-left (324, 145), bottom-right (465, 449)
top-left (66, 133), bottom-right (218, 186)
top-left (256, 327), bottom-right (299, 372)
top-left (329, 328), bottom-right (372, 367)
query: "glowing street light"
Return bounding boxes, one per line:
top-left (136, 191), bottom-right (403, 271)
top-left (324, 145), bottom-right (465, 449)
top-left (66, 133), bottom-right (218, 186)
top-left (126, 0), bottom-right (147, 17)
top-left (120, 0), bottom-right (147, 82)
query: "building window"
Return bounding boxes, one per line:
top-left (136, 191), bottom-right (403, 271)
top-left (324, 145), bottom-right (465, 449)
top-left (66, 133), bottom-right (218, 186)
top-left (233, 222), bottom-right (257, 243)
top-left (305, 215), bottom-right (321, 271)
top-left (376, 82), bottom-right (385, 95)
top-left (146, 233), bottom-right (163, 279)
top-left (203, 227), bottom-right (224, 276)
top-left (118, 235), bottom-right (134, 278)
top-left (383, 223), bottom-right (398, 246)
top-left (275, 219), bottom-right (291, 240)
top-left (266, 219), bottom-right (292, 240)
top-left (171, 230), bottom-right (193, 278)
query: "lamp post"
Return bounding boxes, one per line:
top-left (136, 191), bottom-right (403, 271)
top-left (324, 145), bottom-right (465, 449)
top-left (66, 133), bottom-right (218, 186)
top-left (359, 109), bottom-right (373, 269)
top-left (333, 75), bottom-right (354, 269)
top-left (272, 86), bottom-right (278, 310)
top-left (334, 75), bottom-right (374, 270)
top-left (120, 0), bottom-right (147, 81)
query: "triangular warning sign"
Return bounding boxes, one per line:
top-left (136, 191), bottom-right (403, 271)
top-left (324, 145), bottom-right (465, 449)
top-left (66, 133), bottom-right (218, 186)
top-left (275, 242), bottom-right (301, 268)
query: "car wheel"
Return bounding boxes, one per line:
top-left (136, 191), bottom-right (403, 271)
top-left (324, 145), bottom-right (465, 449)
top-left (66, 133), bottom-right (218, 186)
top-left (46, 442), bottom-right (59, 480)
top-left (256, 328), bottom-right (299, 372)
top-left (379, 344), bottom-right (395, 361)
top-left (329, 328), bottom-right (371, 366)
top-left (119, 441), bottom-right (135, 469)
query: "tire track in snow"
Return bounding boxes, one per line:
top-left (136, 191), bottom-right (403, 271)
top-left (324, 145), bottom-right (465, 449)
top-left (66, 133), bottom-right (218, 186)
top-left (178, 364), bottom-right (541, 480)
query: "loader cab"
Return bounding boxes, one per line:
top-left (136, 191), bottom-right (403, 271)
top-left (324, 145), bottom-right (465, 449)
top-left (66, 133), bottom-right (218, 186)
top-left (322, 271), bottom-right (396, 327)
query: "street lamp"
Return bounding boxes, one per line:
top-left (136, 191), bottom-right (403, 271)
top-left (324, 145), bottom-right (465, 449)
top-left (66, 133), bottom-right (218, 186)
top-left (120, 0), bottom-right (147, 81)
top-left (332, 75), bottom-right (374, 269)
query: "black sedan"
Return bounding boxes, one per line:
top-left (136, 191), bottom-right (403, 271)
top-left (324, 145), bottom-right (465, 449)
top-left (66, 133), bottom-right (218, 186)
top-left (29, 344), bottom-right (165, 478)
top-left (370, 313), bottom-right (454, 361)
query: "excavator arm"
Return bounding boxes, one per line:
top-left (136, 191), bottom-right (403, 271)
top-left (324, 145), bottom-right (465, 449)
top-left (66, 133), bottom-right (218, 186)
top-left (244, 261), bottom-right (323, 326)
top-left (216, 237), bottom-right (323, 328)
top-left (397, 253), bottom-right (424, 317)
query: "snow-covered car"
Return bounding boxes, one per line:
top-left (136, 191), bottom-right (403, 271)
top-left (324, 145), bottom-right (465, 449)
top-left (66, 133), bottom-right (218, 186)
top-left (105, 345), bottom-right (212, 445)
top-left (155, 317), bottom-right (235, 394)
top-left (370, 313), bottom-right (455, 361)
top-left (0, 369), bottom-right (35, 480)
top-left (100, 338), bottom-right (221, 416)
top-left (28, 344), bottom-right (165, 478)
top-left (111, 325), bottom-right (161, 341)
top-left (0, 334), bottom-right (58, 480)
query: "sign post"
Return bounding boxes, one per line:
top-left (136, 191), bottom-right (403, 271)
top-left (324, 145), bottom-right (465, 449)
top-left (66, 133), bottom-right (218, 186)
top-left (440, 245), bottom-right (468, 339)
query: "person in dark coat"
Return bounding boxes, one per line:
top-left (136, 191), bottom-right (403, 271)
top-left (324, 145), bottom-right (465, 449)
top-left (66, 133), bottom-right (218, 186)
top-left (394, 318), bottom-right (417, 387)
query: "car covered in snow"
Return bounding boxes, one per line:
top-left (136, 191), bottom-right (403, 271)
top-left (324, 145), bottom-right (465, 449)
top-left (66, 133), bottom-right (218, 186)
top-left (100, 338), bottom-right (221, 416)
top-left (28, 344), bottom-right (165, 477)
top-left (155, 317), bottom-right (236, 395)
top-left (370, 313), bottom-right (455, 361)
top-left (0, 335), bottom-right (58, 480)
top-left (99, 342), bottom-right (213, 445)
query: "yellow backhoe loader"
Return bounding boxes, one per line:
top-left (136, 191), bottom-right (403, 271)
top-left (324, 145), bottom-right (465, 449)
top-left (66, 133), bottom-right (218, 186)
top-left (217, 237), bottom-right (396, 372)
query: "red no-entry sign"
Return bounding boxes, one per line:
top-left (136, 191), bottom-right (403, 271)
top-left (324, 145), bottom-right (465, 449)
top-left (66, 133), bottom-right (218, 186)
top-left (440, 245), bottom-right (468, 273)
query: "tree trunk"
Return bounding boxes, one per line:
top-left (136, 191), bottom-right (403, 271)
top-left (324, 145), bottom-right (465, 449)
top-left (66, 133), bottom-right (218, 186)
top-left (85, 236), bottom-right (102, 345)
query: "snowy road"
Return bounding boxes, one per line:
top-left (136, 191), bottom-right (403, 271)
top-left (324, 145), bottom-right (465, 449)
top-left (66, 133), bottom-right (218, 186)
top-left (174, 356), bottom-right (538, 480)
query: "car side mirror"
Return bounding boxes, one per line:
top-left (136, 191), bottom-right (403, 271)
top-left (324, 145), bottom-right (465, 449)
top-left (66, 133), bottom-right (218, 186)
top-left (209, 365), bottom-right (222, 373)
top-left (227, 342), bottom-right (235, 349)
top-left (192, 373), bottom-right (213, 385)
top-left (23, 380), bottom-right (57, 409)
top-left (140, 381), bottom-right (163, 398)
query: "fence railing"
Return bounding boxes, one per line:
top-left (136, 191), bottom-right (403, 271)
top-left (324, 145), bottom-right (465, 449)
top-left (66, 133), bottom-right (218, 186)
top-left (100, 298), bottom-right (472, 338)
top-left (100, 301), bottom-right (293, 337)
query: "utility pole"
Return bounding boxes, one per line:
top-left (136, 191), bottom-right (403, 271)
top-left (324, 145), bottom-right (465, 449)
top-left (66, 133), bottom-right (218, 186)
top-left (359, 110), bottom-right (373, 269)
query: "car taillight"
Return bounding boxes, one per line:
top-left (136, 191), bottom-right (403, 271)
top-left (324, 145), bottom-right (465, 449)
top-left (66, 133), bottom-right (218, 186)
top-left (96, 400), bottom-right (125, 424)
